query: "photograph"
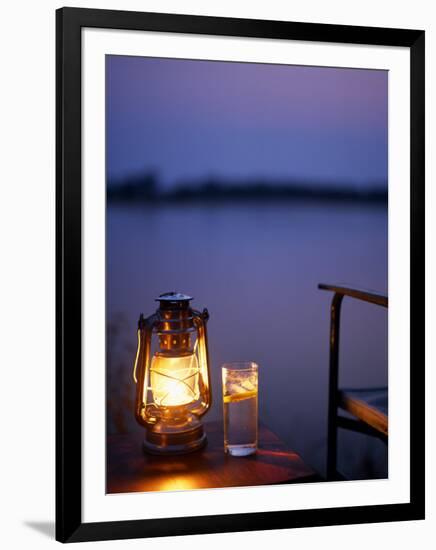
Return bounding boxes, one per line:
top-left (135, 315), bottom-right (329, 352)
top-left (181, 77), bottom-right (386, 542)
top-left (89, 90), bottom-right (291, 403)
top-left (0, 1), bottom-right (429, 547)
top-left (105, 55), bottom-right (389, 493)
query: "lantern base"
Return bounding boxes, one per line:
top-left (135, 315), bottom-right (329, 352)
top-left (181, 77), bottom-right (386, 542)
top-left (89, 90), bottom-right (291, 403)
top-left (143, 419), bottom-right (207, 455)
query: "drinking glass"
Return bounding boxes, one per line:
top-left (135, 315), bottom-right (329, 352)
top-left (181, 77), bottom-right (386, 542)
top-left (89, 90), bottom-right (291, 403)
top-left (222, 362), bottom-right (258, 456)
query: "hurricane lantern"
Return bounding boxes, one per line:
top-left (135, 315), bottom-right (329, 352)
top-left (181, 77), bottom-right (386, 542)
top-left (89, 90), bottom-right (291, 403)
top-left (133, 292), bottom-right (212, 455)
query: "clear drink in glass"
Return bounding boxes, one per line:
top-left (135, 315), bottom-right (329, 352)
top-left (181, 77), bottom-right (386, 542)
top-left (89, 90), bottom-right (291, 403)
top-left (222, 362), bottom-right (258, 456)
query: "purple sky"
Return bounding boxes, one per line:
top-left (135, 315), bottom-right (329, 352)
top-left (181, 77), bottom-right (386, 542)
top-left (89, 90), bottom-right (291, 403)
top-left (106, 56), bottom-right (388, 189)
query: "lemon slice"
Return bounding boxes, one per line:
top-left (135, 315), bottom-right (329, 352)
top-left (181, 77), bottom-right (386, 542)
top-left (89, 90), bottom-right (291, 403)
top-left (223, 390), bottom-right (257, 404)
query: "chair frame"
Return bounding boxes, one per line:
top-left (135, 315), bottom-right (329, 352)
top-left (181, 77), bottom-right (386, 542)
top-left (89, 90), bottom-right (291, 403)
top-left (319, 284), bottom-right (388, 480)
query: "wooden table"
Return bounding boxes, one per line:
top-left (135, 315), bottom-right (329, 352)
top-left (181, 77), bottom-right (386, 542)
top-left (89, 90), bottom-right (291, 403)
top-left (107, 421), bottom-right (318, 493)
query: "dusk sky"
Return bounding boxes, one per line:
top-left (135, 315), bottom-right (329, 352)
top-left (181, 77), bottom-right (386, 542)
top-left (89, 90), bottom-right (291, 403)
top-left (106, 56), bottom-right (388, 189)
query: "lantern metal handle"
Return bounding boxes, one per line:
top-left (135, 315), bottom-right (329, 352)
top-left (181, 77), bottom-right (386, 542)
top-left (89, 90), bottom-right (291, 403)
top-left (191, 308), bottom-right (212, 415)
top-left (133, 312), bottom-right (158, 426)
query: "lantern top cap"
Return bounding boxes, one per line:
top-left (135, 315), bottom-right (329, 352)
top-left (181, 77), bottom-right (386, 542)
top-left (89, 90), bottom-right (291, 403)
top-left (156, 292), bottom-right (193, 302)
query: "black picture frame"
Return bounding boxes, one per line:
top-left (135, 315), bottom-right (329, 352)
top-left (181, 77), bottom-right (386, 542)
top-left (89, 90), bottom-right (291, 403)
top-left (56, 7), bottom-right (425, 543)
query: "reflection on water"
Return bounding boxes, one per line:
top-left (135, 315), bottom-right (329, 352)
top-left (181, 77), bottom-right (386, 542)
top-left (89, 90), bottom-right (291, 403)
top-left (107, 201), bottom-right (388, 479)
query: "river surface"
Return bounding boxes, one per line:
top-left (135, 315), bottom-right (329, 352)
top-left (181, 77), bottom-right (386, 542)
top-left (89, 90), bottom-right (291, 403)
top-left (106, 201), bottom-right (388, 479)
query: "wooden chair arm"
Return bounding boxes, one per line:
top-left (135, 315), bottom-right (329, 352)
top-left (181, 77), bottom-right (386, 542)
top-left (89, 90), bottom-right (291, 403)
top-left (318, 283), bottom-right (388, 308)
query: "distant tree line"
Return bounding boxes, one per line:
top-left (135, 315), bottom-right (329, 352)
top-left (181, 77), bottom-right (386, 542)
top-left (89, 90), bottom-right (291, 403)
top-left (107, 172), bottom-right (388, 204)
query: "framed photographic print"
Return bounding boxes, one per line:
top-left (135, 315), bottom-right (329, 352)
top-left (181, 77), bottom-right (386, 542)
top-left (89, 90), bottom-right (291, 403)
top-left (56, 7), bottom-right (425, 543)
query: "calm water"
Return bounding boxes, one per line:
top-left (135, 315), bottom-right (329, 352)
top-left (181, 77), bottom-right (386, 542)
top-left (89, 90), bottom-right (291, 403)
top-left (107, 201), bottom-right (388, 479)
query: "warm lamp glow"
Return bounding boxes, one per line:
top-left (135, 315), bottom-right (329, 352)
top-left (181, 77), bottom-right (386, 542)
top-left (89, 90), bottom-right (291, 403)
top-left (150, 353), bottom-right (200, 407)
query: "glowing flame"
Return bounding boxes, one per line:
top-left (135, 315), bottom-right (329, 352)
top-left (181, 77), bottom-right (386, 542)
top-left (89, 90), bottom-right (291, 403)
top-left (150, 353), bottom-right (200, 407)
